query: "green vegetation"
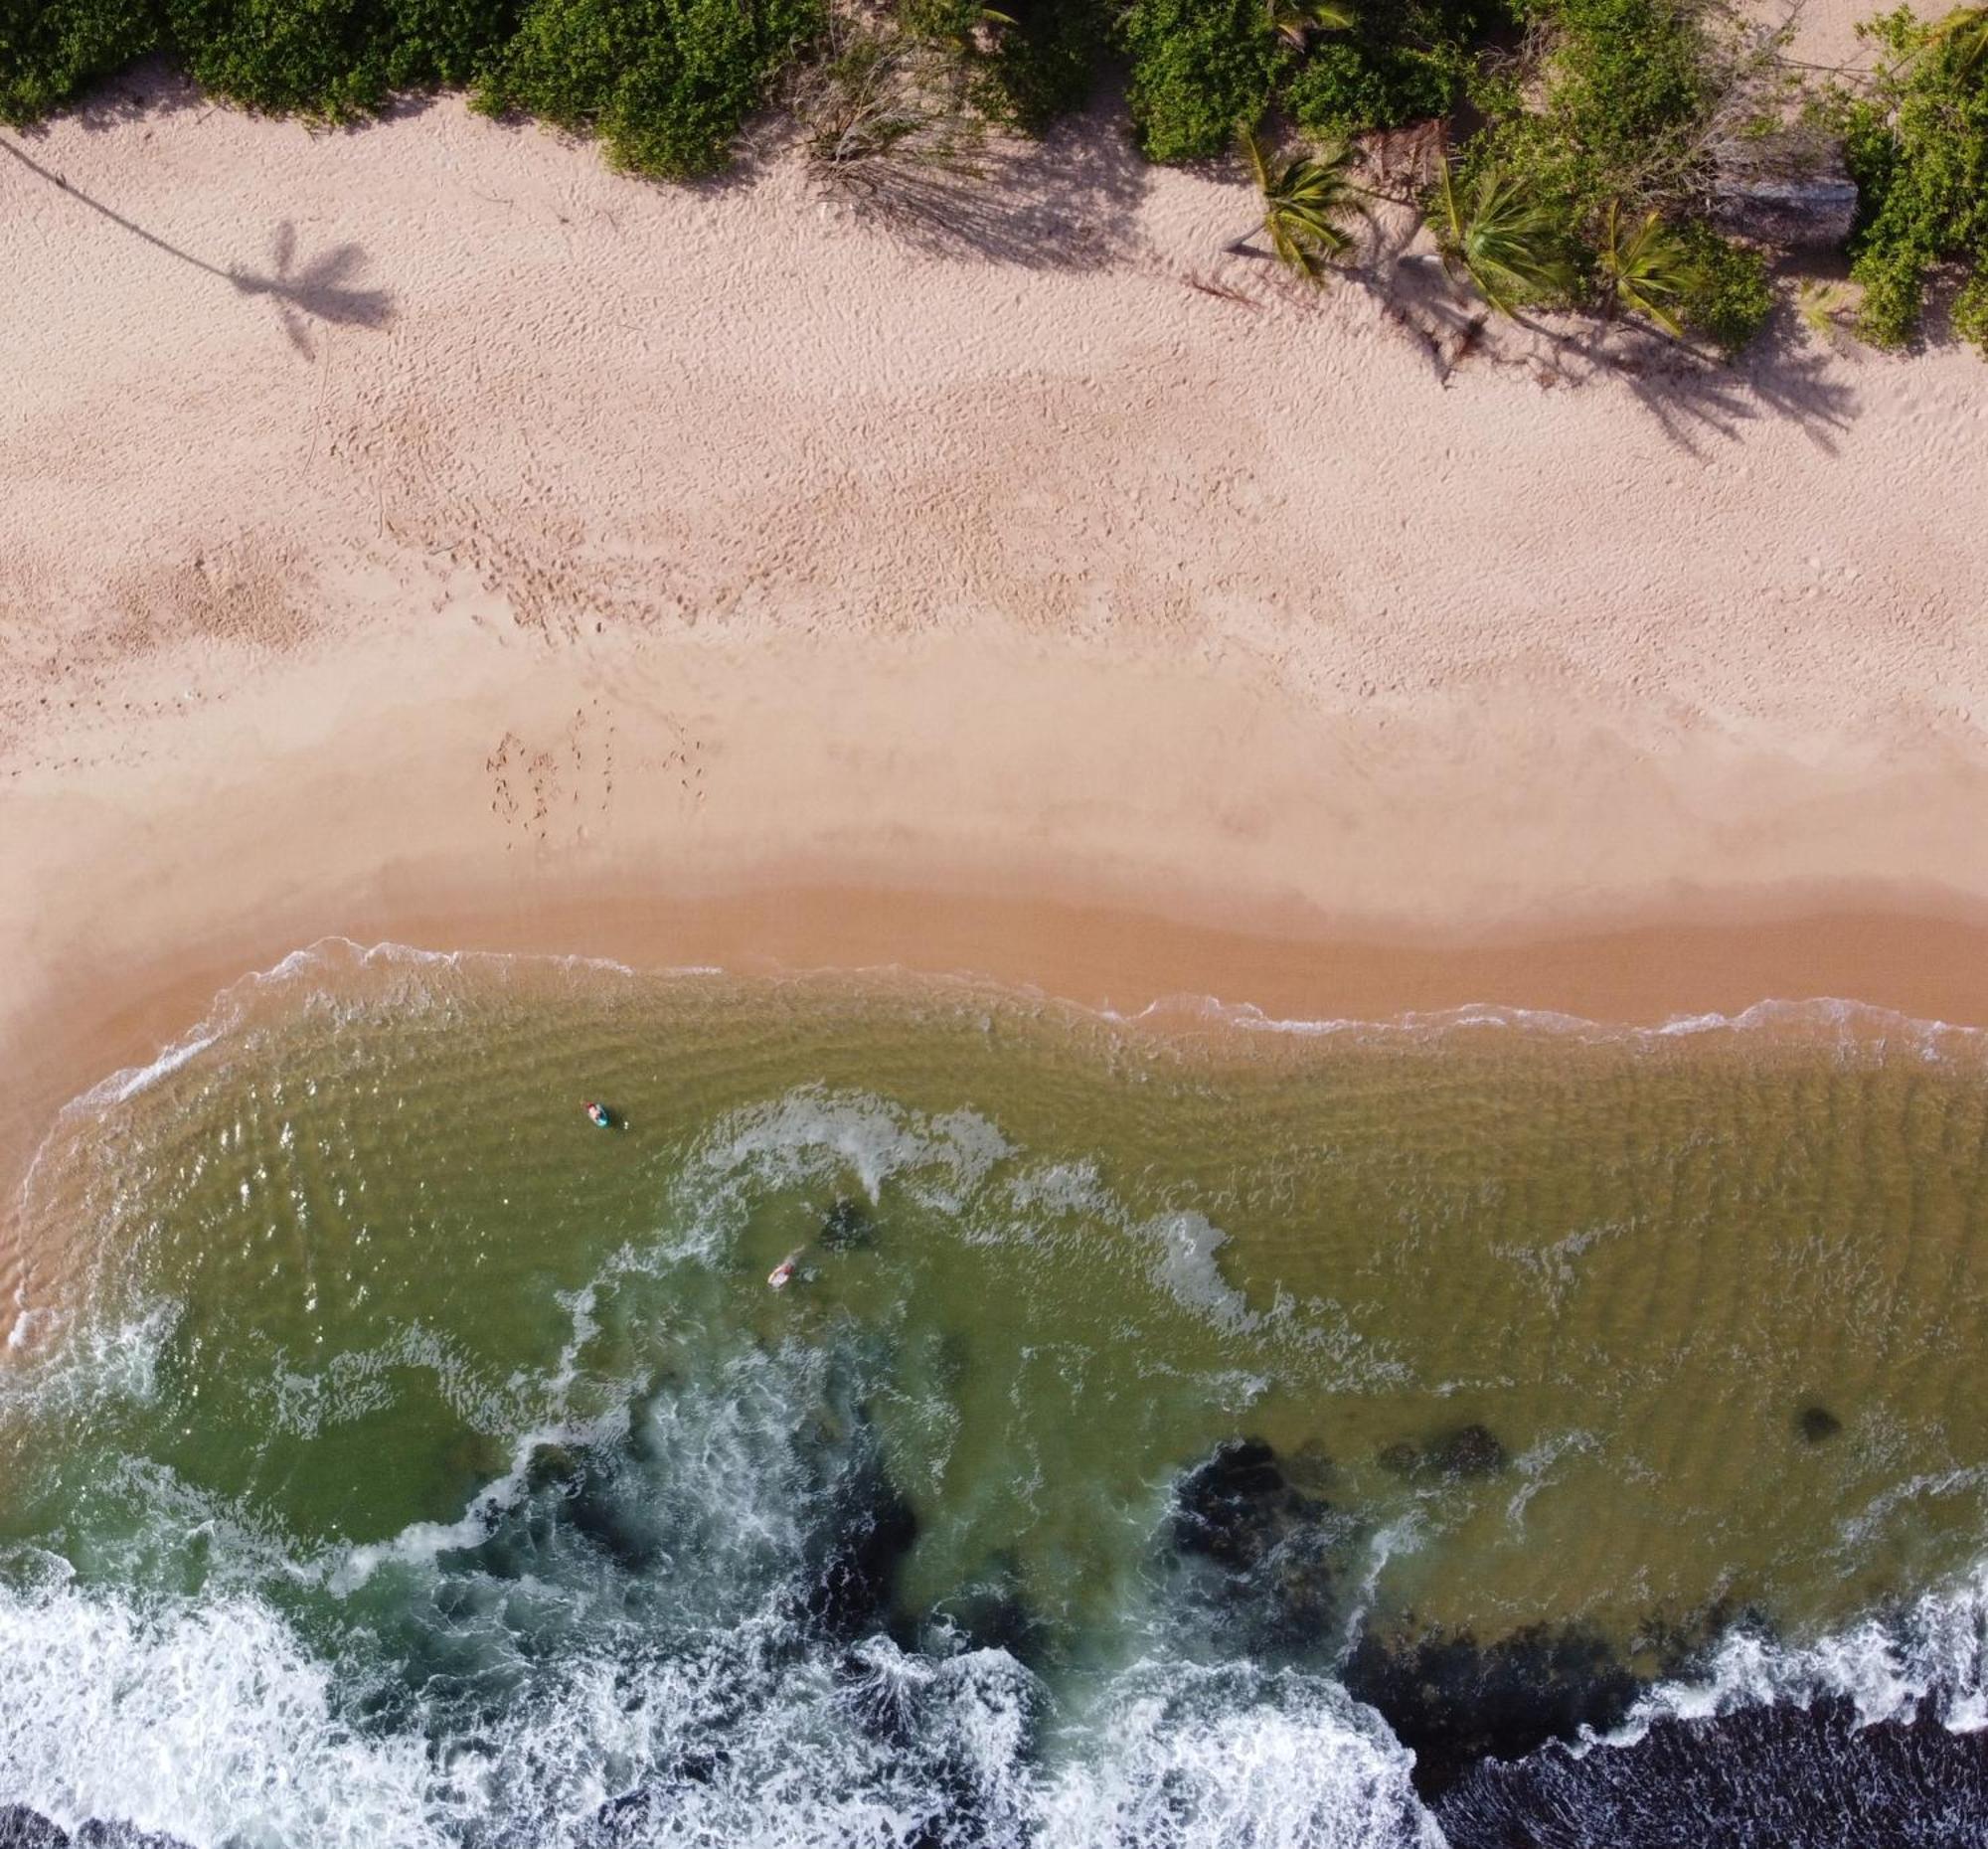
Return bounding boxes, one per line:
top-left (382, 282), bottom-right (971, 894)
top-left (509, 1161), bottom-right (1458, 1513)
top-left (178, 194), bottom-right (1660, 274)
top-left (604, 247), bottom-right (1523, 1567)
top-left (1241, 122), bottom-right (1358, 278)
top-left (2, 0), bottom-right (158, 121)
top-left (1481, 0), bottom-right (1723, 224)
top-left (1796, 276), bottom-right (1853, 338)
top-left (5, 0), bottom-right (1984, 364)
top-left (1447, 0), bottom-right (1783, 347)
top-left (973, 0), bottom-right (1111, 130)
top-left (1265, 0), bottom-right (1355, 54)
top-left (472, 0), bottom-right (818, 178)
top-left (2, 0), bottom-right (816, 175)
top-left (1116, 0), bottom-right (1489, 159)
top-left (1929, 2), bottom-right (1988, 71)
top-left (1, 0), bottom-right (1485, 168)
top-left (159, 0), bottom-right (511, 118)
top-left (1431, 161), bottom-right (1573, 313)
top-left (794, 3), bottom-right (987, 197)
top-left (1281, 2), bottom-right (1482, 143)
top-left (1112, 0), bottom-right (1780, 348)
top-left (1595, 201), bottom-right (1694, 335)
top-left (1120, 0), bottom-right (1286, 160)
top-left (1673, 216), bottom-right (1774, 352)
top-left (1842, 5), bottom-right (1988, 350)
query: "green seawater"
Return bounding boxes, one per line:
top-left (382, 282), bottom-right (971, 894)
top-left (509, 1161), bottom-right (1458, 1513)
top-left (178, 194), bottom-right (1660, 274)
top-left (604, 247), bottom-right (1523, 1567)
top-left (6, 939), bottom-right (1988, 1845)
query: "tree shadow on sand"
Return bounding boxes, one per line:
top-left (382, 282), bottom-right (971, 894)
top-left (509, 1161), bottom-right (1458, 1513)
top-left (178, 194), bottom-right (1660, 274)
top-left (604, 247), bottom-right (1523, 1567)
top-left (1349, 217), bottom-right (1855, 453)
top-left (0, 133), bottom-right (392, 357)
top-left (817, 101), bottom-right (1152, 271)
top-left (1608, 314), bottom-right (1857, 454)
top-left (230, 220), bottom-right (391, 356)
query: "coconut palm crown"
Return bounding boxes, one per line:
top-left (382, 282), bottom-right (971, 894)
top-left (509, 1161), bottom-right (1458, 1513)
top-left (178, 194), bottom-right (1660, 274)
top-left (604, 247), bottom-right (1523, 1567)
top-left (1430, 163), bottom-right (1574, 315)
top-left (1242, 126), bottom-right (1362, 282)
top-left (1595, 201), bottom-right (1699, 337)
top-left (1265, 0), bottom-right (1356, 50)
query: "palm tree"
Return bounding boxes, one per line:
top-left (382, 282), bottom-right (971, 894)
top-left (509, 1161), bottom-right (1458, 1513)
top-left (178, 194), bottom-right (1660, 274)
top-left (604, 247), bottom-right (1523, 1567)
top-left (1928, 4), bottom-right (1988, 74)
top-left (1265, 0), bottom-right (1356, 51)
top-left (1796, 279), bottom-right (1854, 343)
top-left (1430, 162), bottom-right (1573, 315)
top-left (1594, 201), bottom-right (1698, 336)
top-left (1241, 126), bottom-right (1361, 282)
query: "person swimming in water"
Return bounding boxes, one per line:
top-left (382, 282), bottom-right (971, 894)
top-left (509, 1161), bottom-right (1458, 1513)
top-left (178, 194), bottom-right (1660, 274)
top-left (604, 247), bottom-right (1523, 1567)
top-left (584, 1101), bottom-right (612, 1129)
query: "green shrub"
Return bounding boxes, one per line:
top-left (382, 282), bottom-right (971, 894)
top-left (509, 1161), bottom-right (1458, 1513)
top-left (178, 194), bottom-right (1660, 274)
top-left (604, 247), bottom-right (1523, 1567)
top-left (159, 0), bottom-right (513, 116)
top-left (1452, 0), bottom-right (1783, 350)
top-left (1847, 239), bottom-right (1925, 346)
top-left (1282, 34), bottom-right (1471, 139)
top-left (980, 0), bottom-right (1111, 131)
top-left (380, 0), bottom-right (517, 86)
top-left (1676, 221), bottom-right (1773, 352)
top-left (2, 0), bottom-right (514, 122)
top-left (473, 0), bottom-right (821, 178)
top-left (1120, 0), bottom-right (1285, 161)
top-left (1525, 0), bottom-right (1709, 148)
top-left (0, 0), bottom-right (158, 123)
top-left (1482, 0), bottom-right (1718, 225)
top-left (1843, 6), bottom-right (1988, 349)
top-left (1953, 272), bottom-right (1988, 352)
top-left (161, 0), bottom-right (375, 117)
top-left (899, 0), bottom-right (983, 40)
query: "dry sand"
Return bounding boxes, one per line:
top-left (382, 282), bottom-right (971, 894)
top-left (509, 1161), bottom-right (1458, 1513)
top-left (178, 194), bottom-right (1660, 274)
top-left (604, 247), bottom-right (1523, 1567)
top-left (4, 69), bottom-right (1988, 1203)
top-left (1781, 0), bottom-right (1887, 70)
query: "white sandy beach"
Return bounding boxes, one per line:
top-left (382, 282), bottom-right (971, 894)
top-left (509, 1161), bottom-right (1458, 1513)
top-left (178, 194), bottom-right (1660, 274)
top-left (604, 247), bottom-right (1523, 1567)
top-left (4, 62), bottom-right (1988, 1200)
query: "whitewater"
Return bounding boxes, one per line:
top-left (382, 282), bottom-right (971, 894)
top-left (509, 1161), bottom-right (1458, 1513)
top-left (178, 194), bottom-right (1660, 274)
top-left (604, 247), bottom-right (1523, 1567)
top-left (6, 941), bottom-right (1988, 1846)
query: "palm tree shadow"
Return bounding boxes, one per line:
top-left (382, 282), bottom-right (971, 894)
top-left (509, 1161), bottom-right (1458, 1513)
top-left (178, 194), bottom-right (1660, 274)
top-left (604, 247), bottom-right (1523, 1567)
top-left (1608, 315), bottom-right (1857, 455)
top-left (1351, 221), bottom-right (1856, 449)
top-left (0, 136), bottom-right (392, 358)
top-left (230, 221), bottom-right (394, 358)
top-left (815, 95), bottom-right (1152, 271)
top-left (1347, 234), bottom-right (1500, 386)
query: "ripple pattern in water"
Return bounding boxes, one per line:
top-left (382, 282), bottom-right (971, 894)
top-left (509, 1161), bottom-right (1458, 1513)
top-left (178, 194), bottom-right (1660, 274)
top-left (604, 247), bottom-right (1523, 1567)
top-left (6, 940), bottom-right (1988, 1846)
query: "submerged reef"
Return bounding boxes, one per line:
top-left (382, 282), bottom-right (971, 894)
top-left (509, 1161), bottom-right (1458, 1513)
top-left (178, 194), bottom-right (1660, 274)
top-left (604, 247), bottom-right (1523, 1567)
top-left (1343, 1621), bottom-right (1644, 1799)
top-left (1378, 1422), bottom-right (1511, 1484)
top-left (1170, 1434), bottom-right (1654, 1803)
top-left (1172, 1437), bottom-right (1342, 1654)
top-left (1173, 1437), bottom-right (1324, 1573)
top-left (819, 1196), bottom-right (874, 1250)
top-left (803, 1451), bottom-right (920, 1643)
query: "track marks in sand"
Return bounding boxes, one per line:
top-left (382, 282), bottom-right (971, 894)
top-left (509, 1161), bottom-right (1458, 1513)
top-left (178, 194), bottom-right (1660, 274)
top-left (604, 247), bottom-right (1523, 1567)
top-left (484, 700), bottom-right (705, 850)
top-left (109, 538), bottom-right (316, 655)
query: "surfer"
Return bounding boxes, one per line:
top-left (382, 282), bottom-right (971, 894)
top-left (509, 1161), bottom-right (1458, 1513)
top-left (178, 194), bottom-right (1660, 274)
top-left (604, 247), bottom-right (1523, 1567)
top-left (767, 1249), bottom-right (804, 1289)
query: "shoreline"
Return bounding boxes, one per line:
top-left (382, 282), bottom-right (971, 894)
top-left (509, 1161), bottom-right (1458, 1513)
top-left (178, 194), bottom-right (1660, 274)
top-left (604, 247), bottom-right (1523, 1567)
top-left (17, 873), bottom-right (1988, 1219)
top-left (9, 89), bottom-right (1988, 1239)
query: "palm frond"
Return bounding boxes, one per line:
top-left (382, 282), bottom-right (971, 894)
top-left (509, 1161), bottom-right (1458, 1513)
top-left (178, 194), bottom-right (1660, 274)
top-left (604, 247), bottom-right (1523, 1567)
top-left (1432, 163), bottom-right (1573, 316)
top-left (1265, 0), bottom-right (1356, 50)
top-left (1595, 201), bottom-right (1696, 337)
top-left (1241, 126), bottom-right (1360, 282)
top-left (1796, 279), bottom-right (1853, 342)
top-left (1928, 4), bottom-right (1988, 74)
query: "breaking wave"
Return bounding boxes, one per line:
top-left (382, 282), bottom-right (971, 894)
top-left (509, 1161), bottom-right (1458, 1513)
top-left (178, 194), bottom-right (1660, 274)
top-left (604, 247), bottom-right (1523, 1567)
top-left (10, 938), bottom-right (1988, 1847)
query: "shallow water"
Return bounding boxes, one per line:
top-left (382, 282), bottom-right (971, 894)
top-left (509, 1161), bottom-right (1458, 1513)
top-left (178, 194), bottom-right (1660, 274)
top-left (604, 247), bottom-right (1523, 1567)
top-left (7, 940), bottom-right (1988, 1846)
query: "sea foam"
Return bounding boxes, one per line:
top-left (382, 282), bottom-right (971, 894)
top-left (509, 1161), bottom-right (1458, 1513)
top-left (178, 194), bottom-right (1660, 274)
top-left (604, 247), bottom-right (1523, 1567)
top-left (0, 1572), bottom-right (1446, 1849)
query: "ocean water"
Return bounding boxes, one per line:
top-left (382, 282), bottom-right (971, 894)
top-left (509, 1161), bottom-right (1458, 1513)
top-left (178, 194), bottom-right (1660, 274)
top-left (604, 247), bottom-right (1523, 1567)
top-left (7, 939), bottom-right (1988, 1847)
